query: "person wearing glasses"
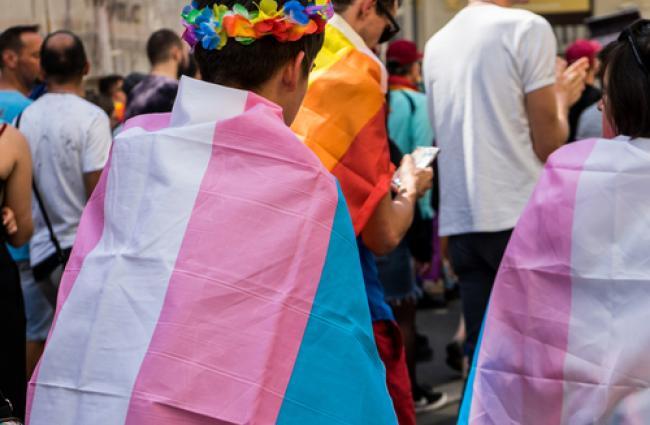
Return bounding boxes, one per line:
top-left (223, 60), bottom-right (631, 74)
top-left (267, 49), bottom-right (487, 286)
top-left (422, 0), bottom-right (590, 378)
top-left (458, 20), bottom-right (650, 423)
top-left (292, 1), bottom-right (434, 423)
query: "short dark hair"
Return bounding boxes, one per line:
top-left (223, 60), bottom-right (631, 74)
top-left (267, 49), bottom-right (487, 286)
top-left (147, 29), bottom-right (183, 66)
top-left (86, 91), bottom-right (115, 117)
top-left (332, 0), bottom-right (399, 14)
top-left (387, 60), bottom-right (413, 77)
top-left (41, 30), bottom-right (88, 84)
top-left (604, 23), bottom-right (650, 138)
top-left (332, 0), bottom-right (354, 13)
top-left (0, 25), bottom-right (40, 68)
top-left (98, 74), bottom-right (124, 97)
top-left (192, 0), bottom-right (325, 91)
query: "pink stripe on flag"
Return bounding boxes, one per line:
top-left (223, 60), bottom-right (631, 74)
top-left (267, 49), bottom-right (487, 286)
top-left (123, 113), bottom-right (172, 132)
top-left (469, 140), bottom-right (597, 424)
top-left (124, 95), bottom-right (338, 424)
top-left (26, 151), bottom-right (113, 424)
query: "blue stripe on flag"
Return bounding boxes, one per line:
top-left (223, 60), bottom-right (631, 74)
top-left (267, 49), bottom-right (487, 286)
top-left (276, 183), bottom-right (397, 425)
top-left (457, 315), bottom-right (488, 424)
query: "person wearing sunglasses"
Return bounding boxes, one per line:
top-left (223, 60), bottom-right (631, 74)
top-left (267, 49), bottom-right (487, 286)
top-left (293, 1), bottom-right (435, 424)
top-left (458, 20), bottom-right (650, 423)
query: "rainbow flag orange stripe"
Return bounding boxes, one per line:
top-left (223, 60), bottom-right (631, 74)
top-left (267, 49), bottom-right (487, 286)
top-left (292, 16), bottom-right (395, 235)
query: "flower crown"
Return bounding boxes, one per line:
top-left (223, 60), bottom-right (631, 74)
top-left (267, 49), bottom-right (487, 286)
top-left (181, 0), bottom-right (334, 51)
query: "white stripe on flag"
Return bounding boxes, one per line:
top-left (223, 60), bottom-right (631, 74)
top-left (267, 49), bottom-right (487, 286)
top-left (563, 138), bottom-right (650, 423)
top-left (29, 123), bottom-right (216, 424)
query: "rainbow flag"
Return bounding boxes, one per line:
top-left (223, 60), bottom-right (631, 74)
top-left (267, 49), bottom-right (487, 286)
top-left (26, 77), bottom-right (396, 425)
top-left (292, 15), bottom-right (394, 234)
top-left (460, 137), bottom-right (650, 424)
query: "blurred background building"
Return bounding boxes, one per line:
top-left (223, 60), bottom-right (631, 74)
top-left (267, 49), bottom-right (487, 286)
top-left (1, 0), bottom-right (180, 75)
top-left (1, 0), bottom-right (648, 76)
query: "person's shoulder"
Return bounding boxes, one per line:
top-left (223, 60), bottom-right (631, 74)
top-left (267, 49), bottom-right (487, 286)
top-left (546, 138), bottom-right (601, 169)
top-left (508, 8), bottom-right (553, 35)
top-left (72, 95), bottom-right (108, 117)
top-left (61, 96), bottom-right (111, 133)
top-left (0, 90), bottom-right (32, 107)
top-left (0, 124), bottom-right (29, 156)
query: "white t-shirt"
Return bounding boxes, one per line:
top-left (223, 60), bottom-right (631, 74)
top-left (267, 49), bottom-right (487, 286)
top-left (21, 93), bottom-right (112, 266)
top-left (424, 4), bottom-right (556, 237)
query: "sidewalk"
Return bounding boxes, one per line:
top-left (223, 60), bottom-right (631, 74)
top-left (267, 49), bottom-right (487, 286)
top-left (416, 300), bottom-right (464, 425)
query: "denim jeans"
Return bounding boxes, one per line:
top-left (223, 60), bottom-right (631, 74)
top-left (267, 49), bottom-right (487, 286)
top-left (449, 230), bottom-right (512, 362)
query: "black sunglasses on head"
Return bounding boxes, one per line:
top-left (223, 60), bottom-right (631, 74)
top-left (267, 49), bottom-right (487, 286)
top-left (376, 0), bottom-right (401, 44)
top-left (618, 19), bottom-right (650, 75)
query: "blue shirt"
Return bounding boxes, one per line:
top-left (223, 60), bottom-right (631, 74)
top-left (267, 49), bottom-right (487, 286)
top-left (388, 88), bottom-right (435, 219)
top-left (357, 239), bottom-right (395, 322)
top-left (0, 90), bottom-right (32, 262)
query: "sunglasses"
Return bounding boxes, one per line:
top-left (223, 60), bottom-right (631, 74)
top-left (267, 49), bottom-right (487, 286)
top-left (618, 19), bottom-right (650, 75)
top-left (376, 0), bottom-right (401, 44)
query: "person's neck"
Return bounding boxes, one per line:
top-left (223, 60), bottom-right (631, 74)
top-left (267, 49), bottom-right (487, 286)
top-left (151, 61), bottom-right (178, 80)
top-left (336, 10), bottom-right (375, 49)
top-left (0, 71), bottom-right (30, 96)
top-left (47, 81), bottom-right (84, 97)
top-left (389, 74), bottom-right (417, 90)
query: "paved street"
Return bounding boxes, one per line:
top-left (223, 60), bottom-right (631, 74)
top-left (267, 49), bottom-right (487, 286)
top-left (416, 300), bottom-right (464, 425)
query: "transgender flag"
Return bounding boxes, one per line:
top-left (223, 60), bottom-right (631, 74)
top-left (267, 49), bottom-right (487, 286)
top-left (27, 77), bottom-right (397, 425)
top-left (459, 137), bottom-right (650, 424)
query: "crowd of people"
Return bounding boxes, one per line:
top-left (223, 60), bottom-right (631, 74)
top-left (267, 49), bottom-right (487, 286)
top-left (0, 0), bottom-right (648, 423)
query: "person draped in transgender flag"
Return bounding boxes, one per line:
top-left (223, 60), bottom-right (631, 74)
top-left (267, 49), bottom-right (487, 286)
top-left (460, 20), bottom-right (650, 424)
top-left (26, 1), bottom-right (397, 424)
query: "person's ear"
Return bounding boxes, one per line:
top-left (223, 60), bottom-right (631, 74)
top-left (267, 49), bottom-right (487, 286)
top-left (171, 45), bottom-right (182, 64)
top-left (281, 51), bottom-right (306, 92)
top-left (2, 50), bottom-right (18, 69)
top-left (83, 61), bottom-right (90, 77)
top-left (358, 0), bottom-right (376, 19)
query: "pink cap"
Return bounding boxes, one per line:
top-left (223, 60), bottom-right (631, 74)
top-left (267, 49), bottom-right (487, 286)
top-left (387, 39), bottom-right (423, 66)
top-left (566, 39), bottom-right (602, 66)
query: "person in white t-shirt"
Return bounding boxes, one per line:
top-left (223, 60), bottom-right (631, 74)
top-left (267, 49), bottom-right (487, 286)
top-left (423, 0), bottom-right (588, 370)
top-left (20, 31), bottom-right (111, 348)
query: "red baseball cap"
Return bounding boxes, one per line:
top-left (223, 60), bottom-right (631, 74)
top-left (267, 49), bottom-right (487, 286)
top-left (565, 39), bottom-right (602, 66)
top-left (387, 39), bottom-right (423, 66)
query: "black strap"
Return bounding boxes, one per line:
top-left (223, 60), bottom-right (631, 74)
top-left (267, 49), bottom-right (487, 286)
top-left (32, 180), bottom-right (65, 263)
top-left (400, 90), bottom-right (416, 115)
top-left (15, 112), bottom-right (66, 263)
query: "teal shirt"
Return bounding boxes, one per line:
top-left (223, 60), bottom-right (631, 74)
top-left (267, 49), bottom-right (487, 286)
top-left (0, 90), bottom-right (33, 262)
top-left (388, 88), bottom-right (435, 219)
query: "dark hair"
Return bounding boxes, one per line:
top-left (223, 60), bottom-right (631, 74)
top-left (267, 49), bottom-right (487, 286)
top-left (192, 0), bottom-right (325, 90)
top-left (387, 60), bottom-right (413, 77)
top-left (0, 25), bottom-right (40, 68)
top-left (332, 0), bottom-right (354, 13)
top-left (181, 53), bottom-right (200, 79)
top-left (98, 74), bottom-right (124, 97)
top-left (86, 91), bottom-right (115, 117)
top-left (41, 30), bottom-right (88, 84)
top-left (604, 22), bottom-right (650, 138)
top-left (147, 29), bottom-right (183, 66)
top-left (332, 0), bottom-right (400, 14)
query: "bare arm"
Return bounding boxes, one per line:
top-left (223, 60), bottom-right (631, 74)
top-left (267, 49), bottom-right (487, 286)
top-left (4, 126), bottom-right (33, 247)
top-left (526, 58), bottom-right (589, 162)
top-left (362, 156), bottom-right (433, 256)
top-left (83, 170), bottom-right (103, 199)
